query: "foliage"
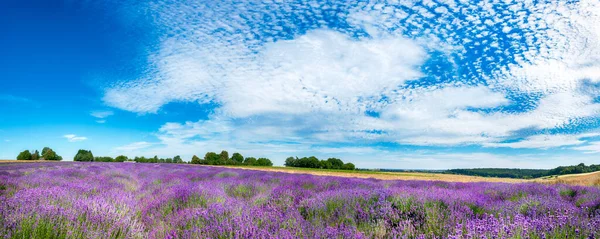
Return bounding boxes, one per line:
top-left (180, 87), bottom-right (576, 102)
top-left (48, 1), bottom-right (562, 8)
top-left (191, 155), bottom-right (202, 164)
top-left (94, 156), bottom-right (115, 162)
top-left (16, 150), bottom-right (32, 160)
top-left (74, 149), bottom-right (94, 162)
top-left (243, 157), bottom-right (257, 165)
top-left (285, 156), bottom-right (356, 170)
top-left (31, 150), bottom-right (40, 161)
top-left (188, 151), bottom-right (272, 167)
top-left (115, 155), bottom-right (128, 162)
top-left (231, 153), bottom-right (244, 164)
top-left (255, 158), bottom-right (273, 166)
top-left (41, 148), bottom-right (62, 161)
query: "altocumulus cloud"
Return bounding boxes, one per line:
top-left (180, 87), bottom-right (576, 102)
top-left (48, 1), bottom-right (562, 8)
top-left (103, 0), bottom-right (600, 165)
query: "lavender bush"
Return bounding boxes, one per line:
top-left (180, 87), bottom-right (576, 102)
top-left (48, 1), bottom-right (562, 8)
top-left (1, 162), bottom-right (599, 239)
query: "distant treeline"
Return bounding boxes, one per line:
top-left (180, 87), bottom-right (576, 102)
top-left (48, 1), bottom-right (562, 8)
top-left (190, 151), bottom-right (273, 166)
top-left (284, 156), bottom-right (355, 170)
top-left (74, 149), bottom-right (185, 163)
top-left (447, 163), bottom-right (600, 179)
top-left (17, 147), bottom-right (63, 161)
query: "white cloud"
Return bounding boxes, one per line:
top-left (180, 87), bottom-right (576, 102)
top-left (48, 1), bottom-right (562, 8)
top-left (104, 30), bottom-right (427, 115)
top-left (63, 134), bottom-right (88, 142)
top-left (484, 133), bottom-right (600, 149)
top-left (573, 142), bottom-right (600, 154)
top-left (90, 110), bottom-right (114, 119)
top-left (101, 0), bottom-right (600, 159)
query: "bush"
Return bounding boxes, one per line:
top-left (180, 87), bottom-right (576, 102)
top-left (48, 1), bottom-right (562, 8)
top-left (115, 155), bottom-right (128, 162)
top-left (74, 150), bottom-right (94, 162)
top-left (17, 150), bottom-right (32, 160)
top-left (255, 158), bottom-right (273, 166)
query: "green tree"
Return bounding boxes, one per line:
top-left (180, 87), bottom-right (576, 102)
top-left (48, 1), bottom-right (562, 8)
top-left (219, 150), bottom-right (229, 164)
top-left (191, 155), bottom-right (202, 164)
top-left (17, 150), bottom-right (32, 160)
top-left (342, 163), bottom-right (355, 170)
top-left (74, 150), bottom-right (94, 162)
top-left (319, 160), bottom-right (332, 169)
top-left (327, 158), bottom-right (344, 169)
top-left (43, 149), bottom-right (62, 161)
top-left (41, 147), bottom-right (51, 156)
top-left (205, 152), bottom-right (220, 165)
top-left (285, 157), bottom-right (297, 167)
top-left (31, 150), bottom-right (40, 161)
top-left (231, 153), bottom-right (244, 164)
top-left (115, 155), bottom-right (128, 162)
top-left (256, 158), bottom-right (273, 166)
top-left (244, 157), bottom-right (257, 165)
top-left (173, 155), bottom-right (183, 164)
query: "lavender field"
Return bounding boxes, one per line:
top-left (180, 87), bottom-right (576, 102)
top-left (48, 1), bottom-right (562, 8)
top-left (1, 163), bottom-right (599, 239)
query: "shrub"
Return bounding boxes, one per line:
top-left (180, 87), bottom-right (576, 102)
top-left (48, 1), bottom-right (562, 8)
top-left (16, 150), bottom-right (32, 160)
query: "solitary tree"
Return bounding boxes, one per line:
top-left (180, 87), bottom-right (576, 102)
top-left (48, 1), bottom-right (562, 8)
top-left (74, 149), bottom-right (94, 162)
top-left (17, 150), bottom-right (32, 160)
top-left (173, 155), bottom-right (183, 164)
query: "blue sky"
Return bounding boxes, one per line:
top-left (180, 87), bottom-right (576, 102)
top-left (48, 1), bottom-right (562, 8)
top-left (1, 0), bottom-right (600, 169)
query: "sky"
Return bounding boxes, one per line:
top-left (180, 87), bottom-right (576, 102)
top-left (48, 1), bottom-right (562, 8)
top-left (1, 0), bottom-right (600, 169)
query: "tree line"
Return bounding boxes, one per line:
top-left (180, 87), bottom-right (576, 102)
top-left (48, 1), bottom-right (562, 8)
top-left (16, 147), bottom-right (63, 161)
top-left (74, 149), bottom-right (186, 163)
top-left (190, 151), bottom-right (273, 166)
top-left (284, 156), bottom-right (355, 170)
top-left (446, 163), bottom-right (600, 179)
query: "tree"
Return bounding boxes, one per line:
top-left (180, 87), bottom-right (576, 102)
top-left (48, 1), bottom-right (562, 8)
top-left (94, 156), bottom-right (114, 162)
top-left (319, 160), bottom-right (332, 169)
top-left (74, 150), bottom-right (94, 162)
top-left (191, 155), bottom-right (202, 164)
top-left (173, 155), bottom-right (183, 164)
top-left (43, 149), bottom-right (62, 161)
top-left (41, 147), bottom-right (51, 156)
top-left (115, 155), bottom-right (128, 162)
top-left (205, 152), bottom-right (220, 165)
top-left (244, 157), bottom-right (257, 166)
top-left (256, 158), bottom-right (273, 166)
top-left (327, 158), bottom-right (344, 169)
top-left (31, 150), bottom-right (40, 161)
top-left (342, 163), bottom-right (355, 170)
top-left (231, 153), bottom-right (244, 164)
top-left (285, 157), bottom-right (296, 167)
top-left (219, 150), bottom-right (229, 164)
top-left (17, 150), bottom-right (32, 160)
